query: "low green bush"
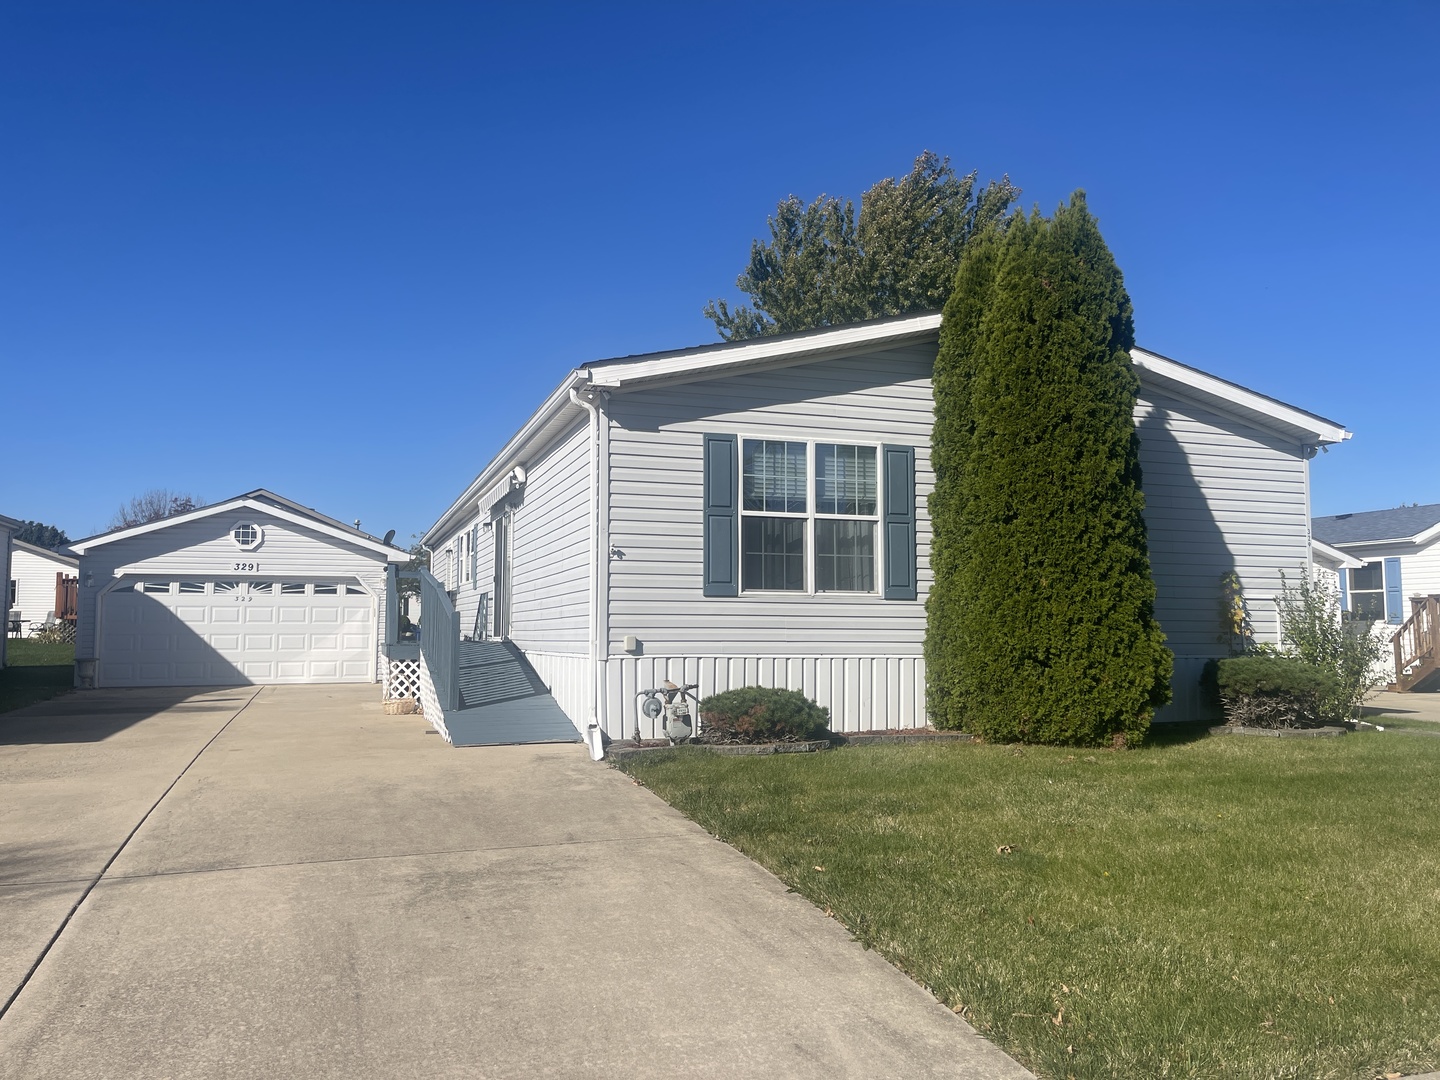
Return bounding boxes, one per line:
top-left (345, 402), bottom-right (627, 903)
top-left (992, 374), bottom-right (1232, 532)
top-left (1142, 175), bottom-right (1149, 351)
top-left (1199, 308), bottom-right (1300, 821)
top-left (1214, 655), bottom-right (1338, 728)
top-left (698, 686), bottom-right (830, 743)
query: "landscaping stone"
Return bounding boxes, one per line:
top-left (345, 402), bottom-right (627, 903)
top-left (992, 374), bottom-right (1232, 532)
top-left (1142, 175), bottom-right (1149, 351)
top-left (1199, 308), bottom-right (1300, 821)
top-left (834, 730), bottom-right (976, 747)
top-left (607, 739), bottom-right (830, 761)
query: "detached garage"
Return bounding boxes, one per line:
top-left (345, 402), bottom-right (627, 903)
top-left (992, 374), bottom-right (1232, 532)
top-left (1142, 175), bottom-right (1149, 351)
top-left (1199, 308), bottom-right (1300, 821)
top-left (68, 490), bottom-right (409, 688)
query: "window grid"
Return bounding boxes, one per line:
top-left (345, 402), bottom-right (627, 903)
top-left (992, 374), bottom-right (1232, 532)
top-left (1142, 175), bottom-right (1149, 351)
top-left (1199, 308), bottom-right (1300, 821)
top-left (737, 437), bottom-right (883, 596)
top-left (1348, 563), bottom-right (1385, 622)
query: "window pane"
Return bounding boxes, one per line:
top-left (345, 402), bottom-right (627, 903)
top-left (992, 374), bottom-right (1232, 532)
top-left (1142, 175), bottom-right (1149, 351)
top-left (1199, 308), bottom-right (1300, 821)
top-left (743, 440), bottom-right (807, 513)
top-left (816, 520), bottom-right (875, 592)
top-left (178, 581), bottom-right (205, 594)
top-left (1351, 591), bottom-right (1385, 621)
top-left (313, 583), bottom-right (339, 595)
top-left (281, 582), bottom-right (306, 594)
top-left (742, 517), bottom-right (806, 591)
top-left (1351, 563), bottom-right (1382, 591)
top-left (816, 444), bottom-right (877, 516)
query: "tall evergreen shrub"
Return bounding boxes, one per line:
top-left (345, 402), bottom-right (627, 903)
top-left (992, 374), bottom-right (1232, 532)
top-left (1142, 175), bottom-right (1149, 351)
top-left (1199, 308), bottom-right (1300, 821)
top-left (926, 194), bottom-right (1172, 745)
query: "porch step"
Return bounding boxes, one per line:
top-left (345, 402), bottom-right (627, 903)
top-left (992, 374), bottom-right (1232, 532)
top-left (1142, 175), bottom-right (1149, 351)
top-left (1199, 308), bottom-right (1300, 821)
top-left (457, 640), bottom-right (548, 709)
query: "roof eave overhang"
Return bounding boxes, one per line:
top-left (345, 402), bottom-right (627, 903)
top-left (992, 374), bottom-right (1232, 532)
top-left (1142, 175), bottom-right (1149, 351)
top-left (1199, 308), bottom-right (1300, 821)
top-left (423, 369), bottom-right (593, 544)
top-left (1131, 348), bottom-right (1350, 446)
top-left (68, 497), bottom-right (409, 562)
top-left (1311, 538), bottom-right (1365, 569)
top-left (588, 313), bottom-right (944, 390)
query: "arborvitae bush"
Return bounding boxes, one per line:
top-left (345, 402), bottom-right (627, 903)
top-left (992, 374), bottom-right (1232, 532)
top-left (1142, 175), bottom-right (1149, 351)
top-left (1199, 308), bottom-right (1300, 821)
top-left (698, 687), bottom-right (830, 743)
top-left (926, 194), bottom-right (1172, 746)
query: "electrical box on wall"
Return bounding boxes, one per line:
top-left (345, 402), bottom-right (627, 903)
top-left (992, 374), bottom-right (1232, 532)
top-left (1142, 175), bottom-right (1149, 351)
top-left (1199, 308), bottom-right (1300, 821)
top-left (623, 635), bottom-right (640, 653)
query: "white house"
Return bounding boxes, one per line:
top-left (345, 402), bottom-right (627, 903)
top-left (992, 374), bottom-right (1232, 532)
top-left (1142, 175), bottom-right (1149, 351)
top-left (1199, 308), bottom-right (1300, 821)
top-left (422, 313), bottom-right (1350, 741)
top-left (1311, 503), bottom-right (1440, 690)
top-left (67, 489), bottom-right (409, 688)
top-left (9, 539), bottom-right (79, 630)
top-left (0, 513), bottom-right (19, 668)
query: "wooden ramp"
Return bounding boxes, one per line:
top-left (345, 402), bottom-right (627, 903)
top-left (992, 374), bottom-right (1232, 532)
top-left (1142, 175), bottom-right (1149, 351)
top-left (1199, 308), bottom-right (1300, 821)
top-left (447, 640), bottom-right (581, 747)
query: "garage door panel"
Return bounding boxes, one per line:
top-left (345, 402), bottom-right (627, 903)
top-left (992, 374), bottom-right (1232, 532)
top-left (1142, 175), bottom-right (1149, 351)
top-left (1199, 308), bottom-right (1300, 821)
top-left (98, 580), bottom-right (374, 688)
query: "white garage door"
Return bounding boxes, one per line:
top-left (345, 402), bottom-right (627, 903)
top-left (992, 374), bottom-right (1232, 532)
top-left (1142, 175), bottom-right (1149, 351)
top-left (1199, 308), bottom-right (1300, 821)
top-left (98, 578), bottom-right (375, 687)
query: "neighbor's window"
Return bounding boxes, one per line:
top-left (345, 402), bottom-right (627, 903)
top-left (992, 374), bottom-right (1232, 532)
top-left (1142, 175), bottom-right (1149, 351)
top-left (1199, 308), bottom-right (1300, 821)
top-left (739, 439), bottom-right (879, 594)
top-left (1348, 562), bottom-right (1385, 621)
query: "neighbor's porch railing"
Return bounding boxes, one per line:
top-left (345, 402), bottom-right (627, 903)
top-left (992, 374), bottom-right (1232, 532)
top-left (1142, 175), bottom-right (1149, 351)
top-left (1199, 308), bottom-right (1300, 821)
top-left (1392, 594), bottom-right (1439, 691)
top-left (417, 566), bottom-right (460, 712)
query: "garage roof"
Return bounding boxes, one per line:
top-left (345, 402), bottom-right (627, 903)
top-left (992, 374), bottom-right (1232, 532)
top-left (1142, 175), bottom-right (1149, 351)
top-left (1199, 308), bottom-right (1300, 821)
top-left (66, 489), bottom-right (411, 562)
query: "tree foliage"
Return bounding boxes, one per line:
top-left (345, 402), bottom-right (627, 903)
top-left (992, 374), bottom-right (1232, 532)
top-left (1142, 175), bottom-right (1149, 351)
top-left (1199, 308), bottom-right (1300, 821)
top-left (109, 489), bottom-right (204, 530)
top-left (14, 521), bottom-right (70, 549)
top-left (705, 152), bottom-right (1020, 340)
top-left (926, 193), bottom-right (1172, 746)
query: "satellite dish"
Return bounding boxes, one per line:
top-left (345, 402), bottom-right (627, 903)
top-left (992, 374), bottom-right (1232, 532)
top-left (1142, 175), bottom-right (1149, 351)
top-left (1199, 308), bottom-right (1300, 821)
top-left (383, 529), bottom-right (396, 545)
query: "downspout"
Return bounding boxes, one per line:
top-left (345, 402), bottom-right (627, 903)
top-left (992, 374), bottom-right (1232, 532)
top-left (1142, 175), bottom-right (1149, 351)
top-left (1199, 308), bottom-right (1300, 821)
top-left (569, 386), bottom-right (610, 759)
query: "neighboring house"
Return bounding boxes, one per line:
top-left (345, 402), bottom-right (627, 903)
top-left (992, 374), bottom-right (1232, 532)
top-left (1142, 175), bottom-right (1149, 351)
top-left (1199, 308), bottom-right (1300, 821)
top-left (1311, 503), bottom-right (1440, 690)
top-left (10, 539), bottom-right (79, 629)
top-left (66, 489), bottom-right (409, 688)
top-left (421, 312), bottom-right (1349, 741)
top-left (0, 513), bottom-right (19, 668)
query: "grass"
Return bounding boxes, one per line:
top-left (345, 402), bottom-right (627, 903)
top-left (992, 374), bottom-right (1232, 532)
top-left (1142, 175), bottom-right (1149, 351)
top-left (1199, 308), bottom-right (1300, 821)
top-left (617, 730), bottom-right (1440, 1080)
top-left (1, 639), bottom-right (75, 713)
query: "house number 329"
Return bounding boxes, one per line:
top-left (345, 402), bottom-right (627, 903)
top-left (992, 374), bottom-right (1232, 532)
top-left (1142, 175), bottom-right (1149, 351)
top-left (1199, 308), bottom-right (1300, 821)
top-left (234, 562), bottom-right (259, 571)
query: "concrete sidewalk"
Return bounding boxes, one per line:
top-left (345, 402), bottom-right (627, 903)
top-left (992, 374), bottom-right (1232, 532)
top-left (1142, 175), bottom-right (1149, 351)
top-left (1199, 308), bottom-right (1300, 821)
top-left (0, 685), bottom-right (1030, 1079)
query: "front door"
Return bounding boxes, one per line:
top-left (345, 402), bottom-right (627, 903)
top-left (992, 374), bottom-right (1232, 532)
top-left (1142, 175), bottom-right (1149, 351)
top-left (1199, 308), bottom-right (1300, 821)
top-left (492, 511), bottom-right (512, 640)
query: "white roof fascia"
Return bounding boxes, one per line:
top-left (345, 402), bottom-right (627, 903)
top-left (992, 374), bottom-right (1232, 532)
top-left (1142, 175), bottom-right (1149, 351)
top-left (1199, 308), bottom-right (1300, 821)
top-left (424, 368), bottom-right (593, 544)
top-left (1311, 538), bottom-right (1364, 569)
top-left (1131, 348), bottom-right (1350, 446)
top-left (1322, 536), bottom-right (1418, 551)
top-left (12, 539), bottom-right (79, 566)
top-left (69, 497), bottom-right (409, 562)
top-left (1414, 521), bottom-right (1440, 546)
top-left (588, 313), bottom-right (944, 389)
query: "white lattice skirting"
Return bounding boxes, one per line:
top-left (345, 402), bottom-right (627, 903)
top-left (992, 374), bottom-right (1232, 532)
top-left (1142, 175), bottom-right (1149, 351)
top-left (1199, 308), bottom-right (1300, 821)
top-left (383, 657), bottom-right (422, 701)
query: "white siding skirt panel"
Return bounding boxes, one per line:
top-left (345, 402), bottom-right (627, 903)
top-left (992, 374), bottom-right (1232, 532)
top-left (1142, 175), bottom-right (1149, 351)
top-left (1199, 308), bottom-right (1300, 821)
top-left (599, 654), bottom-right (928, 740)
top-left (522, 651), bottom-right (591, 730)
top-left (97, 583), bottom-right (374, 687)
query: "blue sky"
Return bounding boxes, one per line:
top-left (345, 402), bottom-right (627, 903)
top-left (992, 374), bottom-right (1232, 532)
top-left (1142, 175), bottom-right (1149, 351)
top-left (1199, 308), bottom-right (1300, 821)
top-left (3, 1), bottom-right (1436, 542)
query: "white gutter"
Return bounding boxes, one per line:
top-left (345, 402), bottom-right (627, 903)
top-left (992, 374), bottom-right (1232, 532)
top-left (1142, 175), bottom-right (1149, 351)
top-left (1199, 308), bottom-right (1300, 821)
top-left (568, 385), bottom-right (610, 760)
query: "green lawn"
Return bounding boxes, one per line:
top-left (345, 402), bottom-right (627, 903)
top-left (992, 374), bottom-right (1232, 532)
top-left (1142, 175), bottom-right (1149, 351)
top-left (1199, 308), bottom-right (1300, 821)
top-left (1, 639), bottom-right (75, 713)
top-left (618, 730), bottom-right (1440, 1080)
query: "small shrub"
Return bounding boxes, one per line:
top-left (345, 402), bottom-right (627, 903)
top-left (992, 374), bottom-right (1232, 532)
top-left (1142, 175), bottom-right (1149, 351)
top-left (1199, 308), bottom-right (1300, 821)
top-left (1215, 656), bottom-right (1338, 728)
top-left (698, 687), bottom-right (830, 743)
top-left (1276, 572), bottom-right (1388, 722)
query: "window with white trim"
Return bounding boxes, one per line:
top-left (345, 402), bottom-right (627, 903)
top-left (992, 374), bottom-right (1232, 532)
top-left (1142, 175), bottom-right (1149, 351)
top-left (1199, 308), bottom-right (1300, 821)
top-left (1348, 562), bottom-right (1385, 621)
top-left (739, 438), bottom-right (879, 594)
top-left (232, 522), bottom-right (261, 550)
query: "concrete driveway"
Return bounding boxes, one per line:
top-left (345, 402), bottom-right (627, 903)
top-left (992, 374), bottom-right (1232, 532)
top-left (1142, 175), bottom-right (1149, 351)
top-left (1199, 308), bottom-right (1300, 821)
top-left (0, 685), bottom-right (1030, 1079)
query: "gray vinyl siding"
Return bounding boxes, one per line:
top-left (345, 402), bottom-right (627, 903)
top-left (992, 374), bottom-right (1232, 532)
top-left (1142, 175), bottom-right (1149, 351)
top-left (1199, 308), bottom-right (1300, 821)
top-left (605, 345), bottom-right (934, 656)
top-left (505, 419), bottom-right (591, 653)
top-left (75, 510), bottom-right (390, 674)
top-left (1136, 387), bottom-right (1311, 656)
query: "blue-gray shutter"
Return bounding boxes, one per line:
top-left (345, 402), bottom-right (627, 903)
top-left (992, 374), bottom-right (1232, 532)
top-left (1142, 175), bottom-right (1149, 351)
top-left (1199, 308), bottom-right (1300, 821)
top-left (703, 434), bottom-right (739, 597)
top-left (1337, 568), bottom-right (1348, 612)
top-left (1384, 557), bottom-right (1403, 624)
top-left (882, 444), bottom-right (917, 600)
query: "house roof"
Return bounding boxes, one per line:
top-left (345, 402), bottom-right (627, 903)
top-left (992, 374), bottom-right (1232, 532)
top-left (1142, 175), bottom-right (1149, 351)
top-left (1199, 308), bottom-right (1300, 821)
top-left (424, 314), bottom-right (1352, 542)
top-left (0, 513), bottom-right (21, 532)
top-left (1312, 503), bottom-right (1440, 547)
top-left (12, 539), bottom-right (79, 566)
top-left (66, 489), bottom-right (410, 562)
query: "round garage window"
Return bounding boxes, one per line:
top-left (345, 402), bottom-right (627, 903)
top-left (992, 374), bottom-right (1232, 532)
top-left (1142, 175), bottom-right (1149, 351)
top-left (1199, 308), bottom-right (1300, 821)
top-left (232, 522), bottom-right (263, 550)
